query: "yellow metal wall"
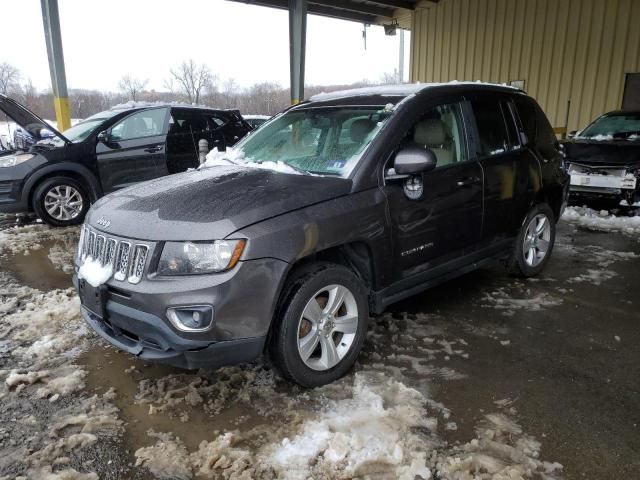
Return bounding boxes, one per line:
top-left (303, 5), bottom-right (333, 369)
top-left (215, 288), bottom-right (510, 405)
top-left (408, 0), bottom-right (640, 131)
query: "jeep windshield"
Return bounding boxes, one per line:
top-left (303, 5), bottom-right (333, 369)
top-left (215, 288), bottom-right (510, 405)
top-left (233, 106), bottom-right (392, 177)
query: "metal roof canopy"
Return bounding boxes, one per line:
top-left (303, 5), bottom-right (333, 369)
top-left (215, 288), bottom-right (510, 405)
top-left (231, 0), bottom-right (420, 27)
top-left (229, 0), bottom-right (422, 104)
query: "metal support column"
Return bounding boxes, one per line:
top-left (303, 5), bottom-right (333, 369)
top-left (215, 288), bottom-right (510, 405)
top-left (41, 0), bottom-right (71, 131)
top-left (288, 0), bottom-right (307, 105)
top-left (399, 29), bottom-right (405, 83)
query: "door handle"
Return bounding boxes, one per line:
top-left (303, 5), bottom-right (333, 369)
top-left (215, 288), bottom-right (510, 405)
top-left (144, 146), bottom-right (163, 153)
top-left (456, 176), bottom-right (481, 187)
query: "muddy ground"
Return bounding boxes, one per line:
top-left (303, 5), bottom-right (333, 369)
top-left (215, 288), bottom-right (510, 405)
top-left (0, 209), bottom-right (638, 479)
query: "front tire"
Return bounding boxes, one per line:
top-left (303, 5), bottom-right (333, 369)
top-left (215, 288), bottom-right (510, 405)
top-left (270, 263), bottom-right (368, 388)
top-left (32, 176), bottom-right (90, 227)
top-left (509, 203), bottom-right (556, 277)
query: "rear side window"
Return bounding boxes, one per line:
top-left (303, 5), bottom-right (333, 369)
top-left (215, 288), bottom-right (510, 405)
top-left (514, 97), bottom-right (537, 144)
top-left (514, 96), bottom-right (556, 147)
top-left (470, 99), bottom-right (514, 156)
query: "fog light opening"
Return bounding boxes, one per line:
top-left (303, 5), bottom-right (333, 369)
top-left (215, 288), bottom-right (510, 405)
top-left (167, 305), bottom-right (214, 332)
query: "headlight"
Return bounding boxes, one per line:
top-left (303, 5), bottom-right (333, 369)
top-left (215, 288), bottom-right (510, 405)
top-left (0, 153), bottom-right (35, 168)
top-left (158, 239), bottom-right (246, 275)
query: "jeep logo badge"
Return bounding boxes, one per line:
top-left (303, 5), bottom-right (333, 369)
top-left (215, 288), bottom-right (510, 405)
top-left (96, 217), bottom-right (111, 228)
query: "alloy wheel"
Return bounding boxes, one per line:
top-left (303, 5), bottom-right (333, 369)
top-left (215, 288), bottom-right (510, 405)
top-left (523, 213), bottom-right (551, 267)
top-left (296, 284), bottom-right (359, 371)
top-left (43, 185), bottom-right (84, 221)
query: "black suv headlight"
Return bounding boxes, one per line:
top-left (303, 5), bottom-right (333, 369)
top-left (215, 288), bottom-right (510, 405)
top-left (0, 153), bottom-right (34, 168)
top-left (158, 240), bottom-right (246, 275)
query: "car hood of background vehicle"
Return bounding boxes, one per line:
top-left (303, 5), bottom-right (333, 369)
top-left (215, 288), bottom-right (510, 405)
top-left (563, 139), bottom-right (640, 167)
top-left (0, 94), bottom-right (70, 145)
top-left (87, 166), bottom-right (353, 241)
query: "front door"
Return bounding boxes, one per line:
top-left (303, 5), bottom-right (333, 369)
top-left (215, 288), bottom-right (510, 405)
top-left (96, 107), bottom-right (170, 193)
top-left (383, 100), bottom-right (483, 281)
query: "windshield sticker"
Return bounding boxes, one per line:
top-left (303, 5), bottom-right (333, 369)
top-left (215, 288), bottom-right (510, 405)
top-left (328, 160), bottom-right (346, 171)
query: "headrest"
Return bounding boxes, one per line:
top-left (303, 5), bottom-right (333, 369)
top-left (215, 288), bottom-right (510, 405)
top-left (350, 119), bottom-right (375, 143)
top-left (414, 118), bottom-right (446, 146)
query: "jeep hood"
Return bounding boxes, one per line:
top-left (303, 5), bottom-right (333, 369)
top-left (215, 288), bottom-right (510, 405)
top-left (87, 166), bottom-right (353, 241)
top-left (0, 94), bottom-right (70, 145)
top-left (563, 139), bottom-right (640, 168)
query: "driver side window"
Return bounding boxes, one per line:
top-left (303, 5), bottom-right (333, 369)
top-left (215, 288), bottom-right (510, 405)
top-left (110, 108), bottom-right (167, 141)
top-left (406, 103), bottom-right (466, 169)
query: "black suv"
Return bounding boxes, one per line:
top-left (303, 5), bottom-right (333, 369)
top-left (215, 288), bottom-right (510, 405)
top-left (74, 83), bottom-right (568, 387)
top-left (0, 95), bottom-right (252, 226)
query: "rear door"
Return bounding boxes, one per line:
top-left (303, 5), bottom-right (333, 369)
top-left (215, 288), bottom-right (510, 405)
top-left (383, 96), bottom-right (484, 281)
top-left (96, 108), bottom-right (170, 193)
top-left (467, 93), bottom-right (541, 248)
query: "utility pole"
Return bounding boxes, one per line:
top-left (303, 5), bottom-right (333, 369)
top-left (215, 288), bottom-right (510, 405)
top-left (41, 0), bottom-right (71, 131)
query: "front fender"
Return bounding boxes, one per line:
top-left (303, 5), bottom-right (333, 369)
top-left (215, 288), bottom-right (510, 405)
top-left (21, 162), bottom-right (101, 207)
top-left (231, 187), bottom-right (393, 288)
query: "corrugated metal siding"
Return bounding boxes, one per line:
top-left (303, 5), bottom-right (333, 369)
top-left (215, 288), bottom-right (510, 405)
top-left (409, 0), bottom-right (640, 131)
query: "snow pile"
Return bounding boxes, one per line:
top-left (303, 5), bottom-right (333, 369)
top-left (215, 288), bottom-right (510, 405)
top-left (568, 268), bottom-right (617, 285)
top-left (481, 288), bottom-right (562, 317)
top-left (134, 372), bottom-right (437, 480)
top-left (0, 224), bottom-right (122, 478)
top-left (77, 256), bottom-right (112, 287)
top-left (562, 206), bottom-right (640, 237)
top-left (436, 412), bottom-right (563, 479)
top-left (0, 223), bottom-right (79, 257)
top-left (269, 373), bottom-right (435, 480)
top-left (201, 146), bottom-right (303, 175)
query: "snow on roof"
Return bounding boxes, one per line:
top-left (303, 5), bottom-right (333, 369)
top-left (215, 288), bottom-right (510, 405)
top-left (109, 100), bottom-right (217, 111)
top-left (309, 80), bottom-right (518, 102)
top-left (242, 114), bottom-right (270, 119)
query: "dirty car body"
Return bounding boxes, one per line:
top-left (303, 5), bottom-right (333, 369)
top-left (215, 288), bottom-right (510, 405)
top-left (74, 83), bottom-right (568, 386)
top-left (563, 111), bottom-right (640, 206)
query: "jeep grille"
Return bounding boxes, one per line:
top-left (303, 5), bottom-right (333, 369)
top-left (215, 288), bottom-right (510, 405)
top-left (78, 225), bottom-right (150, 285)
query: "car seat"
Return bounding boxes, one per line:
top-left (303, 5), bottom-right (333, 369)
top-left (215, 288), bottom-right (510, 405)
top-left (413, 118), bottom-right (455, 166)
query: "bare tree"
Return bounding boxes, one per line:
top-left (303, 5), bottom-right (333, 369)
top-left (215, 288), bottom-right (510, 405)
top-left (118, 74), bottom-right (148, 101)
top-left (168, 59), bottom-right (213, 105)
top-left (379, 69), bottom-right (400, 85)
top-left (0, 62), bottom-right (20, 95)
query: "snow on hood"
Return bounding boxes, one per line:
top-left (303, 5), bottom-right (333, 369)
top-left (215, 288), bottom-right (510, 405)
top-left (201, 147), bottom-right (304, 175)
top-left (574, 133), bottom-right (614, 141)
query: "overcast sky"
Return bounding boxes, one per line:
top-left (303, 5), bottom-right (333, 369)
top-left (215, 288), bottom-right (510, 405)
top-left (1, 0), bottom-right (410, 93)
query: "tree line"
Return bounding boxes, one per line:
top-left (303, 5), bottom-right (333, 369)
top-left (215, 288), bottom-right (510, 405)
top-left (1, 59), bottom-right (400, 121)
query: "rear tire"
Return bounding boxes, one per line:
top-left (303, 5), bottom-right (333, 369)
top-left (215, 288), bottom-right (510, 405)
top-left (32, 176), bottom-right (90, 227)
top-left (509, 203), bottom-right (556, 277)
top-left (269, 262), bottom-right (368, 388)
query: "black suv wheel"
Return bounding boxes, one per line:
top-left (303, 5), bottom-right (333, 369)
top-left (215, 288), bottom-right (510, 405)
top-left (510, 203), bottom-right (556, 277)
top-left (270, 263), bottom-right (368, 388)
top-left (32, 176), bottom-right (90, 227)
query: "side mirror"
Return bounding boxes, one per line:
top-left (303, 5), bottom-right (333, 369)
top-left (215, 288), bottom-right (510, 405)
top-left (97, 130), bottom-right (110, 143)
top-left (567, 130), bottom-right (578, 139)
top-left (394, 146), bottom-right (437, 175)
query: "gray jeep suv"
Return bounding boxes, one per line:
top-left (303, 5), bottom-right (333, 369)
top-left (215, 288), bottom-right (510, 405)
top-left (74, 83), bottom-right (568, 387)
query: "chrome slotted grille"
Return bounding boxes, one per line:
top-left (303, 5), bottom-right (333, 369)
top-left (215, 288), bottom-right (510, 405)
top-left (78, 225), bottom-right (151, 284)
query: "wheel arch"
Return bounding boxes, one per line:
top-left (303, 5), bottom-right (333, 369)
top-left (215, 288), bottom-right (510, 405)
top-left (267, 240), bottom-right (376, 348)
top-left (24, 163), bottom-right (101, 210)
